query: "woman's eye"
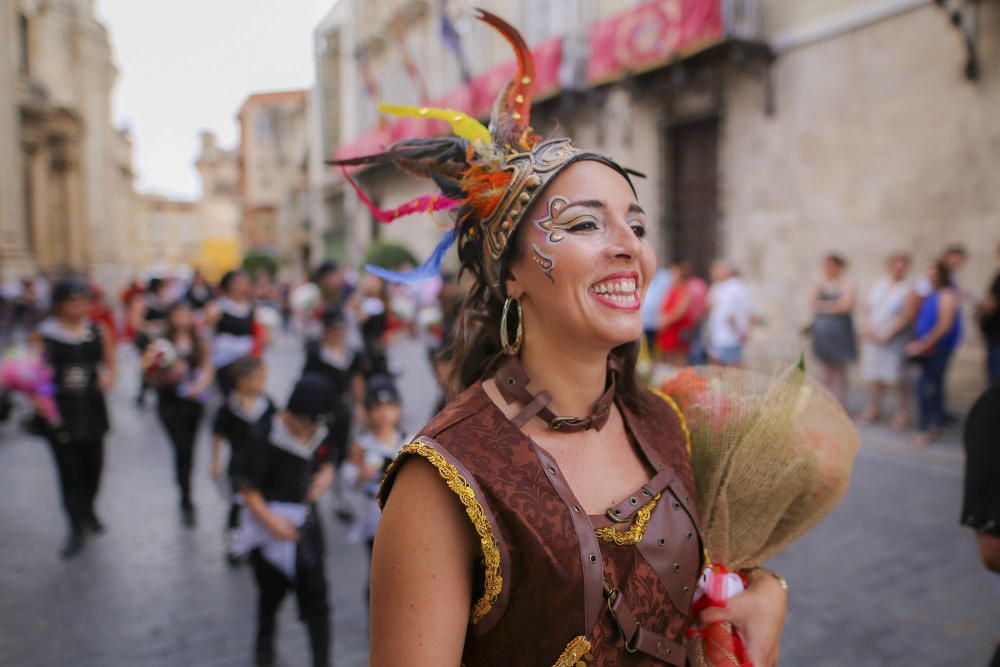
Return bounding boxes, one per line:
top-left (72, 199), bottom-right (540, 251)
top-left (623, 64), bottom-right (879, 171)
top-left (631, 224), bottom-right (647, 238)
top-left (568, 220), bottom-right (599, 232)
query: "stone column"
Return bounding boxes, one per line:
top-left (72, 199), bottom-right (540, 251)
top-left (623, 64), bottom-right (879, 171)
top-left (0, 1), bottom-right (33, 281)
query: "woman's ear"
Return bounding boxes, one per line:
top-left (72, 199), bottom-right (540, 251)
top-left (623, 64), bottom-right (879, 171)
top-left (504, 268), bottom-right (523, 300)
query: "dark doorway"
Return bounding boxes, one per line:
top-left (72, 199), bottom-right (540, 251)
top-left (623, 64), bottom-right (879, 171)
top-left (667, 118), bottom-right (719, 279)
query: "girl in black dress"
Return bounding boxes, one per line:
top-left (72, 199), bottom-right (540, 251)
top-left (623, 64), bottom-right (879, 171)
top-left (146, 301), bottom-right (214, 526)
top-left (34, 278), bottom-right (116, 559)
top-left (207, 270), bottom-right (260, 395)
top-left (299, 308), bottom-right (366, 467)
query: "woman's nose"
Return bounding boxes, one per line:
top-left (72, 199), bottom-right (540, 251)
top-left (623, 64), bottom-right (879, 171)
top-left (608, 217), bottom-right (643, 259)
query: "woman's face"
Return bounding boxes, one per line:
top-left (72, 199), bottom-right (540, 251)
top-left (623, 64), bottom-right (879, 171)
top-left (506, 160), bottom-right (654, 353)
top-left (888, 256), bottom-right (910, 280)
top-left (169, 305), bottom-right (193, 331)
top-left (926, 263), bottom-right (942, 288)
top-left (323, 322), bottom-right (347, 345)
top-left (823, 258), bottom-right (842, 279)
top-left (227, 273), bottom-right (250, 299)
top-left (58, 295), bottom-right (90, 322)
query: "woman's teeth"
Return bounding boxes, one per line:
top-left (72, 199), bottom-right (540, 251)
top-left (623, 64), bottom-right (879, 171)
top-left (590, 279), bottom-right (638, 304)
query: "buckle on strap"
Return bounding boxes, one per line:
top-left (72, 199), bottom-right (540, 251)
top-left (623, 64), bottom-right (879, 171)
top-left (550, 415), bottom-right (590, 431)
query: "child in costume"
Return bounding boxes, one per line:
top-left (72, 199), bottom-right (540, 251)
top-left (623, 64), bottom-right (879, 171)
top-left (210, 356), bottom-right (275, 565)
top-left (341, 374), bottom-right (407, 601)
top-left (232, 374), bottom-right (335, 667)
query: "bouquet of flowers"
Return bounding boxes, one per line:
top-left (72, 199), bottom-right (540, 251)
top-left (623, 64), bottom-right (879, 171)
top-left (660, 361), bottom-right (860, 667)
top-left (0, 350), bottom-right (60, 425)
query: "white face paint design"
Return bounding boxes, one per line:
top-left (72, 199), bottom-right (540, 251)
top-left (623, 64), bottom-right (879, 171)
top-left (528, 193), bottom-right (649, 287)
top-left (530, 243), bottom-right (555, 283)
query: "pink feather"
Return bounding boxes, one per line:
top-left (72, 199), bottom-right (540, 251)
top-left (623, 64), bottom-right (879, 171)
top-left (340, 167), bottom-right (461, 223)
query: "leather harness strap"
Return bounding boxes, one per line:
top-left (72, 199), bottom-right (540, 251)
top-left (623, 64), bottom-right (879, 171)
top-left (606, 582), bottom-right (687, 666)
top-left (494, 356), bottom-right (617, 433)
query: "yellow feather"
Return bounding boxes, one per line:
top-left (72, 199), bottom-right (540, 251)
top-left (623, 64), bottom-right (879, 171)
top-left (378, 103), bottom-right (491, 144)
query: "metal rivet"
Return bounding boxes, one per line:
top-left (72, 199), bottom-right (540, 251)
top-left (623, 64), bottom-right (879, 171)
top-left (667, 648), bottom-right (673, 657)
top-left (657, 641), bottom-right (663, 652)
top-left (658, 537), bottom-right (666, 546)
top-left (547, 466), bottom-right (556, 475)
top-left (506, 377), bottom-right (515, 385)
top-left (641, 489), bottom-right (651, 497)
top-left (613, 508), bottom-right (621, 515)
top-left (683, 586), bottom-right (690, 593)
top-left (629, 497), bottom-right (638, 506)
top-left (672, 501), bottom-right (681, 510)
top-left (673, 563), bottom-right (681, 572)
top-left (572, 505), bottom-right (581, 513)
top-left (589, 554), bottom-right (597, 563)
top-left (686, 531), bottom-right (693, 540)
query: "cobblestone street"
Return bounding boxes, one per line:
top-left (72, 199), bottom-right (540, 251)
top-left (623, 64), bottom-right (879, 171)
top-left (0, 334), bottom-right (997, 666)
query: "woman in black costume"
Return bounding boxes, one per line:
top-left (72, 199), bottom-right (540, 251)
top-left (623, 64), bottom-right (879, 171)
top-left (34, 278), bottom-right (116, 558)
top-left (147, 300), bottom-right (214, 526)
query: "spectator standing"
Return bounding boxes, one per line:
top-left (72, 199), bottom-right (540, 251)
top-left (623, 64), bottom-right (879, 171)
top-left (656, 262), bottom-right (696, 366)
top-left (976, 242), bottom-right (1000, 385)
top-left (859, 252), bottom-right (918, 427)
top-left (810, 254), bottom-right (857, 405)
top-left (640, 266), bottom-right (672, 351)
top-left (959, 385), bottom-right (1000, 665)
top-left (906, 261), bottom-right (961, 445)
top-left (706, 260), bottom-right (752, 367)
top-left (684, 264), bottom-right (709, 365)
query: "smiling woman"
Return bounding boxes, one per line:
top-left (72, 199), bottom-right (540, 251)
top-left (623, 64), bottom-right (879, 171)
top-left (330, 11), bottom-right (788, 667)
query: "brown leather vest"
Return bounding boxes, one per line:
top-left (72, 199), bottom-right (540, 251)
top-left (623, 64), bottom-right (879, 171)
top-left (379, 383), bottom-right (702, 667)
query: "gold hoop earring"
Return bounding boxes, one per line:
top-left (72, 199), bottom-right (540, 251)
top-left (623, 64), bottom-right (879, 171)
top-left (500, 297), bottom-right (523, 356)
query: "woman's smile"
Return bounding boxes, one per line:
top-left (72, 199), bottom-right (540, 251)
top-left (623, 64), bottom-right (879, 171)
top-left (589, 271), bottom-right (641, 311)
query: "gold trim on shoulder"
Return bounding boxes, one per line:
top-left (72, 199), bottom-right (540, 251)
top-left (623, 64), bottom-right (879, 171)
top-left (385, 440), bottom-right (503, 625)
top-left (594, 494), bottom-right (661, 546)
top-left (552, 635), bottom-right (593, 667)
top-left (649, 386), bottom-right (692, 456)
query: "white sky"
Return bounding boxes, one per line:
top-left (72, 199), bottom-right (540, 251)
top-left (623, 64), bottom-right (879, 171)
top-left (95, 0), bottom-right (334, 199)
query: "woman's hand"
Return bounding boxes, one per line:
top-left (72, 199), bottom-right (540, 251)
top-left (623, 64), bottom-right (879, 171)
top-left (97, 368), bottom-right (114, 392)
top-left (306, 463), bottom-right (335, 503)
top-left (266, 516), bottom-right (300, 542)
top-left (697, 570), bottom-right (787, 667)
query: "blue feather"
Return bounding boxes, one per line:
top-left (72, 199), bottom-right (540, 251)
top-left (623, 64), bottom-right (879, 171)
top-left (364, 228), bottom-right (458, 283)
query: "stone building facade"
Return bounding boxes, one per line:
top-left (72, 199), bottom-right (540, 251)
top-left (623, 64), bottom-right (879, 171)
top-left (0, 0), bottom-right (141, 288)
top-left (194, 131), bottom-right (242, 282)
top-left (313, 0), bottom-right (999, 399)
top-left (237, 89), bottom-right (311, 277)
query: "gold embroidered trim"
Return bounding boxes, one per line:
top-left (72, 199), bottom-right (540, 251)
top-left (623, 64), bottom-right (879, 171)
top-left (649, 386), bottom-right (692, 456)
top-left (594, 494), bottom-right (661, 545)
top-left (388, 440), bottom-right (502, 625)
top-left (552, 635), bottom-right (593, 667)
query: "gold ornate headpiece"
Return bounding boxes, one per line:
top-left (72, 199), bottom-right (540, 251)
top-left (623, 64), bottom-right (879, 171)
top-left (329, 9), bottom-right (635, 296)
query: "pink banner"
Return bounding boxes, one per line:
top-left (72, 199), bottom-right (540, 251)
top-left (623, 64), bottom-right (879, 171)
top-left (587, 0), bottom-right (723, 84)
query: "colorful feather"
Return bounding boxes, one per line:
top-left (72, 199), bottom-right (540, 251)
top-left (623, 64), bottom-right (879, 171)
top-left (474, 9), bottom-right (536, 132)
top-left (378, 103), bottom-right (491, 144)
top-left (365, 228), bottom-right (458, 283)
top-left (341, 168), bottom-right (461, 223)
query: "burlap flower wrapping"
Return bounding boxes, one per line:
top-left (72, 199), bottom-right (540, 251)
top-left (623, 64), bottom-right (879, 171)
top-left (661, 362), bottom-right (860, 666)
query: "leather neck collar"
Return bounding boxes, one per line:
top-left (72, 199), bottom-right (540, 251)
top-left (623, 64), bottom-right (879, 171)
top-left (494, 355), bottom-right (618, 433)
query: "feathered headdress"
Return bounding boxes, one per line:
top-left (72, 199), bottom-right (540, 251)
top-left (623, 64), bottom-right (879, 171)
top-left (329, 9), bottom-right (635, 295)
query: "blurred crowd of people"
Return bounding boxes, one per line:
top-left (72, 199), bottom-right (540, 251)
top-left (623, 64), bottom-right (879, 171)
top-left (0, 259), bottom-right (464, 667)
top-left (640, 242), bottom-right (1000, 445)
